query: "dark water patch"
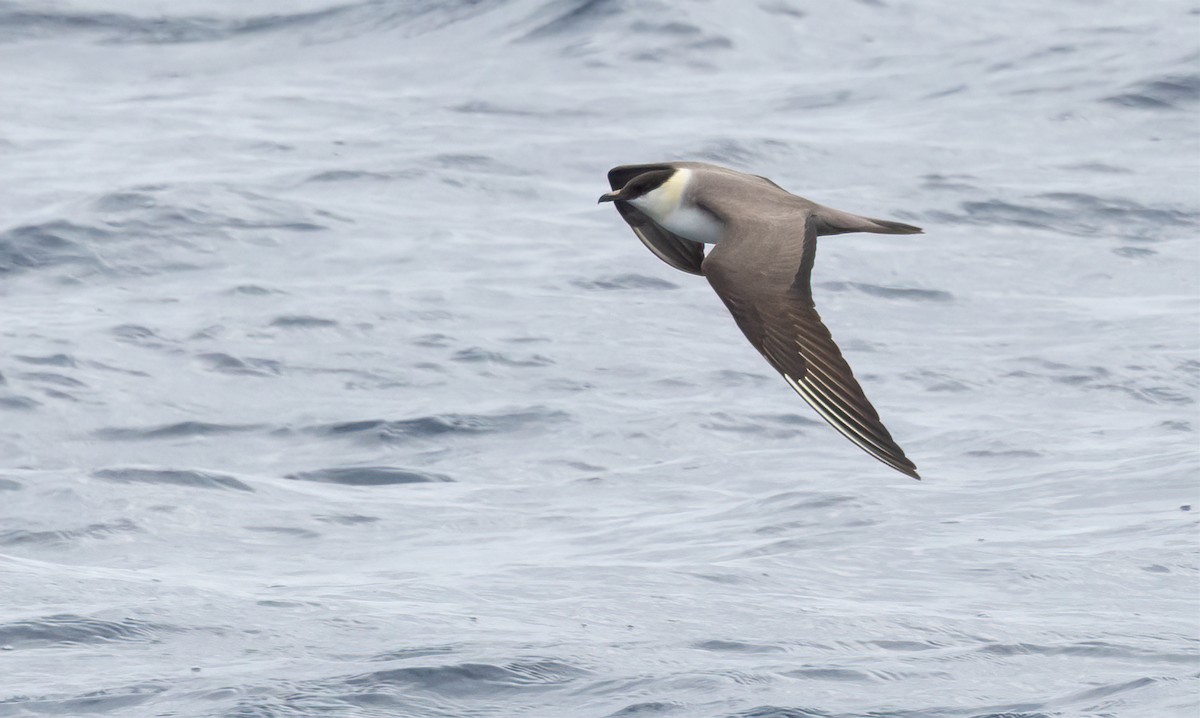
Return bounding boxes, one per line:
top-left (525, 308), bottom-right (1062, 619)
top-left (974, 640), bottom-right (1194, 663)
top-left (246, 526), bottom-right (320, 539)
top-left (315, 514), bottom-right (381, 525)
top-left (755, 412), bottom-right (822, 427)
top-left (368, 645), bottom-right (459, 662)
top-left (414, 333), bottom-right (453, 347)
top-left (0, 683), bottom-right (169, 714)
top-left (342, 659), bottom-right (585, 697)
top-left (930, 199), bottom-right (1058, 230)
top-left (703, 412), bottom-right (805, 438)
top-left (924, 83), bottom-right (969, 100)
top-left (689, 571), bottom-right (747, 585)
top-left (287, 466), bottom-right (453, 486)
top-left (693, 639), bottom-right (786, 654)
top-left (93, 191), bottom-right (157, 212)
top-left (631, 21), bottom-right (703, 36)
top-left (452, 100), bottom-right (540, 116)
top-left (0, 395), bottom-right (39, 410)
top-left (110, 324), bottom-right (175, 351)
top-left (1063, 162), bottom-right (1133, 174)
top-left (40, 388), bottom-right (80, 402)
top-left (432, 153), bottom-right (498, 170)
top-left (95, 421), bottom-right (264, 440)
top-left (520, 0), bottom-right (624, 41)
top-left (451, 347), bottom-right (554, 367)
top-left (733, 707), bottom-right (834, 718)
top-left (189, 324), bottom-right (226, 341)
top-left (0, 3), bottom-right (353, 45)
top-left (1006, 358), bottom-right (1193, 405)
top-left (780, 90), bottom-right (854, 111)
top-left (1102, 73), bottom-right (1200, 110)
top-left (93, 467), bottom-right (254, 492)
top-left (710, 369), bottom-right (771, 386)
top-left (606, 702), bottom-right (685, 716)
top-left (755, 491), bottom-right (858, 512)
top-left (304, 409), bottom-right (567, 443)
top-left (1005, 363), bottom-right (1092, 385)
top-left (696, 139), bottom-right (789, 166)
top-left (227, 284), bottom-right (285, 296)
top-left (686, 35), bottom-right (732, 51)
top-left (256, 599), bottom-right (312, 609)
top-left (903, 369), bottom-right (970, 392)
top-left (16, 371), bottom-right (86, 388)
top-left (921, 173), bottom-right (979, 192)
top-left (66, 187), bottom-right (333, 278)
top-left (760, 2), bottom-right (806, 19)
top-left (0, 478), bottom-right (22, 491)
top-left (572, 274), bottom-right (680, 291)
top-left (198, 352), bottom-right (283, 376)
top-left (965, 449), bottom-right (1042, 458)
top-left (818, 281), bottom-right (954, 302)
top-left (1109, 385), bottom-right (1190, 405)
top-left (1068, 676), bottom-right (1157, 702)
top-left (784, 667), bottom-right (871, 681)
top-left (306, 169), bottom-right (393, 183)
top-left (4, 194), bottom-right (315, 279)
top-left (0, 519), bottom-right (140, 547)
top-left (930, 194), bottom-right (1198, 239)
top-left (14, 354), bottom-right (76, 367)
top-left (269, 315), bottom-right (339, 329)
top-left (1113, 246), bottom-right (1156, 258)
top-left (0, 613), bottom-right (168, 648)
top-left (0, 220), bottom-right (105, 275)
top-left (1038, 192), bottom-right (1198, 227)
top-left (871, 639), bottom-right (944, 652)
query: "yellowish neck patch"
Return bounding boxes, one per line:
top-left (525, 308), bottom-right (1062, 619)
top-left (635, 168), bottom-right (692, 221)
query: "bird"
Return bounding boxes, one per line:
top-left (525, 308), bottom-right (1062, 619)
top-left (599, 161), bottom-right (922, 479)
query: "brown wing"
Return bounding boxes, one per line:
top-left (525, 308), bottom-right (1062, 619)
top-left (607, 164), bottom-right (705, 275)
top-left (702, 215), bottom-right (919, 479)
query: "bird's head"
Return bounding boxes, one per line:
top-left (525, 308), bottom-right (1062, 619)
top-left (598, 168), bottom-right (684, 221)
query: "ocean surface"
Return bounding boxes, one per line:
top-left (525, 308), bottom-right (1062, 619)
top-left (1, 1), bottom-right (1198, 716)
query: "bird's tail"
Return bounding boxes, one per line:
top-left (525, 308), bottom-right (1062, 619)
top-left (814, 206), bottom-right (923, 236)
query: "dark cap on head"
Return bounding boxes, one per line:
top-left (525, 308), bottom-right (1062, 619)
top-left (598, 169), bottom-right (674, 203)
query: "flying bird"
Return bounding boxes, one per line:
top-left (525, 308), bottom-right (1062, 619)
top-left (599, 161), bottom-right (922, 479)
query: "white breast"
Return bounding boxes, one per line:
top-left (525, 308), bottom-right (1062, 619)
top-left (655, 203), bottom-right (724, 244)
top-left (629, 167), bottom-right (725, 244)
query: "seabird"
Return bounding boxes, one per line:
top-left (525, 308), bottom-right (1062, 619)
top-left (599, 161), bottom-right (922, 479)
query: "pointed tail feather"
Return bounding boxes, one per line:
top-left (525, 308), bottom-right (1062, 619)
top-left (815, 206), bottom-right (923, 236)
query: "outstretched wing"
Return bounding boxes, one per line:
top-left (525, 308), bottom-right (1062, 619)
top-left (607, 164), bottom-right (705, 276)
top-left (702, 214), bottom-right (919, 479)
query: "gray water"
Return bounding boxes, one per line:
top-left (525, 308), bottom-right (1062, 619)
top-left (1, 1), bottom-right (1198, 716)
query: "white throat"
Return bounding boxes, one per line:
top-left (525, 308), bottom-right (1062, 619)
top-left (629, 168), bottom-right (724, 244)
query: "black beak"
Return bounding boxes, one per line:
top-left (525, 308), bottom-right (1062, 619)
top-left (597, 190), bottom-right (621, 204)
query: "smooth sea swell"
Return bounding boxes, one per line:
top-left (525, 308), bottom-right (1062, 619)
top-left (0, 0), bottom-right (1197, 717)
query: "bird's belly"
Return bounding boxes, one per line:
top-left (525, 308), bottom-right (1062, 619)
top-left (657, 205), bottom-right (724, 244)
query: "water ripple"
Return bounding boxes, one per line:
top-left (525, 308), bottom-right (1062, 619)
top-left (286, 466), bottom-right (453, 486)
top-left (92, 467), bottom-right (254, 492)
